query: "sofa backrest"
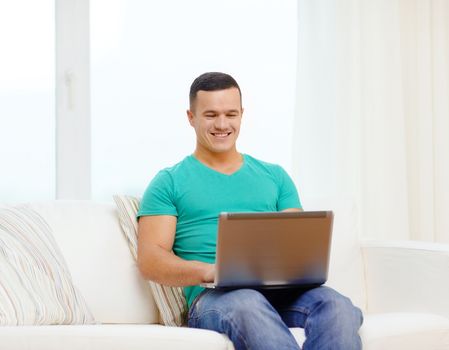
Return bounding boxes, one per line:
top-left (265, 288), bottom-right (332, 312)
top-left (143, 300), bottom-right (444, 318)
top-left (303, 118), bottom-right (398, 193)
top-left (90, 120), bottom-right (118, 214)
top-left (30, 200), bottom-right (159, 324)
top-left (302, 197), bottom-right (366, 311)
top-left (28, 197), bottom-right (366, 324)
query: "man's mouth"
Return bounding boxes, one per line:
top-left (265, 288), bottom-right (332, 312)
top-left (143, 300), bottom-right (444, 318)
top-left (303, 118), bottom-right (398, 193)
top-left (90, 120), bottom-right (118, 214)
top-left (211, 132), bottom-right (232, 137)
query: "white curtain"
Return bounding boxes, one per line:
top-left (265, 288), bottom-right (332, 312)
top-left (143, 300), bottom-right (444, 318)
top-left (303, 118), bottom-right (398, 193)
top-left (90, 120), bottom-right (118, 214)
top-left (293, 0), bottom-right (449, 243)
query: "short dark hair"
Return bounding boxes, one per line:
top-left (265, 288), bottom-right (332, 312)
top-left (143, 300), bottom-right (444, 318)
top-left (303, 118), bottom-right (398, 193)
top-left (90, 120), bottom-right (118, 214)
top-left (189, 72), bottom-right (242, 109)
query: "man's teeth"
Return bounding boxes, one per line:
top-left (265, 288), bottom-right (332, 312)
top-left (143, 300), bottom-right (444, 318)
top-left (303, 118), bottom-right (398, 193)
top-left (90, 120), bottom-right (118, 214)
top-left (213, 133), bottom-right (230, 136)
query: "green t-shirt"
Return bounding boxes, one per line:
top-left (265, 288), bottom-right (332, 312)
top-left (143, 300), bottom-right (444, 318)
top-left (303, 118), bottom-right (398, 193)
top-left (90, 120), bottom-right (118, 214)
top-left (136, 154), bottom-right (302, 308)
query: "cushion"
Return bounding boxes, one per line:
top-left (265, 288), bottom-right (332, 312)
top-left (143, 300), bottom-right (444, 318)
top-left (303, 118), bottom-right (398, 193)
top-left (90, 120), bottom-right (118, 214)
top-left (113, 195), bottom-right (187, 326)
top-left (0, 204), bottom-right (95, 325)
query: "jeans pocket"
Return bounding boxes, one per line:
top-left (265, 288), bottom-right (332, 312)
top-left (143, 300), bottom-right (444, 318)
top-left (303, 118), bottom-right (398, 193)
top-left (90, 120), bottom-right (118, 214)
top-left (188, 288), bottom-right (211, 321)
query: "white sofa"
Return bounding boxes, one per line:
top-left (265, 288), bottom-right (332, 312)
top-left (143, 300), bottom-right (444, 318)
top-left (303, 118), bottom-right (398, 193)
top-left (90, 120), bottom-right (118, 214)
top-left (1, 199), bottom-right (449, 350)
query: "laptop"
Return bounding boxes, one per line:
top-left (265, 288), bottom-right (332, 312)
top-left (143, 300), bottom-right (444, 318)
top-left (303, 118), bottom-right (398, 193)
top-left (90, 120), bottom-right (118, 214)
top-left (201, 210), bottom-right (334, 289)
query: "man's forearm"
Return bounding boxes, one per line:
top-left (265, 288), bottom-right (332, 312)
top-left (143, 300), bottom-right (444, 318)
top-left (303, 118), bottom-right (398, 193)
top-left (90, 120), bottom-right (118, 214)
top-left (137, 244), bottom-right (213, 287)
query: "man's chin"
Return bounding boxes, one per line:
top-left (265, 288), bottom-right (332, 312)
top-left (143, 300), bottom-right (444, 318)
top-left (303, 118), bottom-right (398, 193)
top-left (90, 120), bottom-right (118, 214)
top-left (208, 145), bottom-right (235, 154)
top-left (198, 139), bottom-right (237, 154)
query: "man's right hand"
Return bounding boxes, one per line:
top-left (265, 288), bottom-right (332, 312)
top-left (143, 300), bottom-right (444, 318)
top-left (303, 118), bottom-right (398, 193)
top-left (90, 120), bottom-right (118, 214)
top-left (202, 263), bottom-right (215, 283)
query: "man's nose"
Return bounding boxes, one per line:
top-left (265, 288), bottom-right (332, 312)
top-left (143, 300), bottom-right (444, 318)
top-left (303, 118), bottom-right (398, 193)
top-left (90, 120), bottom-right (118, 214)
top-left (214, 115), bottom-right (228, 130)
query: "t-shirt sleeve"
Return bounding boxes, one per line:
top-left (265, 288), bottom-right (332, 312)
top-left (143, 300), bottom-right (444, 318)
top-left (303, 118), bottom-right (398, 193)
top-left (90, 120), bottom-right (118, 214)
top-left (136, 170), bottom-right (178, 221)
top-left (275, 166), bottom-right (302, 211)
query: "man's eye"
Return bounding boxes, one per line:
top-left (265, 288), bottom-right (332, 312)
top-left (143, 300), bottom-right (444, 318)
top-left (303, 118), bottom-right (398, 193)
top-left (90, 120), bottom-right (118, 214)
top-left (205, 115), bottom-right (215, 118)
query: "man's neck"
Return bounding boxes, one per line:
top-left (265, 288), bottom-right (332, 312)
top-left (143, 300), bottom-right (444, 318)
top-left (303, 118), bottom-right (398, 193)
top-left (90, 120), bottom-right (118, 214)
top-left (193, 148), bottom-right (243, 174)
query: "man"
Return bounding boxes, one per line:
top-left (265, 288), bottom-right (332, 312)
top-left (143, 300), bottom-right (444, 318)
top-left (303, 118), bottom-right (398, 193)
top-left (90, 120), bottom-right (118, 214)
top-left (136, 72), bottom-right (363, 349)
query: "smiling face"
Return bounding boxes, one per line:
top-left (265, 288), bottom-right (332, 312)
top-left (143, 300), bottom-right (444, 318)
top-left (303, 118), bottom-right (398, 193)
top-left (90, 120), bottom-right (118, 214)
top-left (187, 87), bottom-right (243, 156)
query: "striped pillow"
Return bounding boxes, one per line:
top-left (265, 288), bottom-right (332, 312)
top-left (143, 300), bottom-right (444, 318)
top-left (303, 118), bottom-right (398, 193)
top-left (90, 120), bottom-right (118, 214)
top-left (0, 204), bottom-right (95, 325)
top-left (113, 195), bottom-right (187, 327)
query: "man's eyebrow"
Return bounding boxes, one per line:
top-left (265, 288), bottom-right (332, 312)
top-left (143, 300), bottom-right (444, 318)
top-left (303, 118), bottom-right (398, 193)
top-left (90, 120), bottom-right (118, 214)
top-left (202, 109), bottom-right (240, 114)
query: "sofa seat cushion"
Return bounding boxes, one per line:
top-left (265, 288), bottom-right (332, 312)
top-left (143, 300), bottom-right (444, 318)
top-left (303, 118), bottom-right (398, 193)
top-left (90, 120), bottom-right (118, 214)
top-left (0, 324), bottom-right (234, 350)
top-left (2, 313), bottom-right (449, 349)
top-left (289, 327), bottom-right (306, 346)
top-left (360, 312), bottom-right (449, 350)
top-left (289, 312), bottom-right (449, 349)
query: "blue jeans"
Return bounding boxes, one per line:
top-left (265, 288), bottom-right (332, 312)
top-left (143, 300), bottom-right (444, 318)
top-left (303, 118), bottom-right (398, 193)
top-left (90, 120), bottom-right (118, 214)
top-left (188, 286), bottom-right (363, 350)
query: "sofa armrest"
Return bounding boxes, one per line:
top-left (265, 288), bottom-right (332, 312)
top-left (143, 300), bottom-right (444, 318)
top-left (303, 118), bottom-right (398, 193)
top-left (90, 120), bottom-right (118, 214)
top-left (361, 240), bottom-right (449, 318)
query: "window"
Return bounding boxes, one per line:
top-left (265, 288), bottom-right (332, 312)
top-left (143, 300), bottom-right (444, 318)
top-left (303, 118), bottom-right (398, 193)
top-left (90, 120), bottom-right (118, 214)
top-left (90, 0), bottom-right (297, 200)
top-left (1, 1), bottom-right (297, 202)
top-left (0, 1), bottom-right (55, 202)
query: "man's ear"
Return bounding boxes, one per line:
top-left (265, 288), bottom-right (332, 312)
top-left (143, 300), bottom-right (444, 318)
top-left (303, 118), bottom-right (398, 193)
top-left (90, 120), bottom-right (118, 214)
top-left (186, 109), bottom-right (194, 126)
top-left (241, 107), bottom-right (244, 117)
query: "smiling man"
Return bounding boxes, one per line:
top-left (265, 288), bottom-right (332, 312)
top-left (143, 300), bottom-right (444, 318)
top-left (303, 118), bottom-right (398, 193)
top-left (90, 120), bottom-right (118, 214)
top-left (136, 72), bottom-right (363, 350)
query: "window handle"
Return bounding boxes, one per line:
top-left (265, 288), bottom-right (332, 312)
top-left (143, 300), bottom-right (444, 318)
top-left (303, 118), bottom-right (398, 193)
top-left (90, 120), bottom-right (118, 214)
top-left (64, 70), bottom-right (74, 110)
